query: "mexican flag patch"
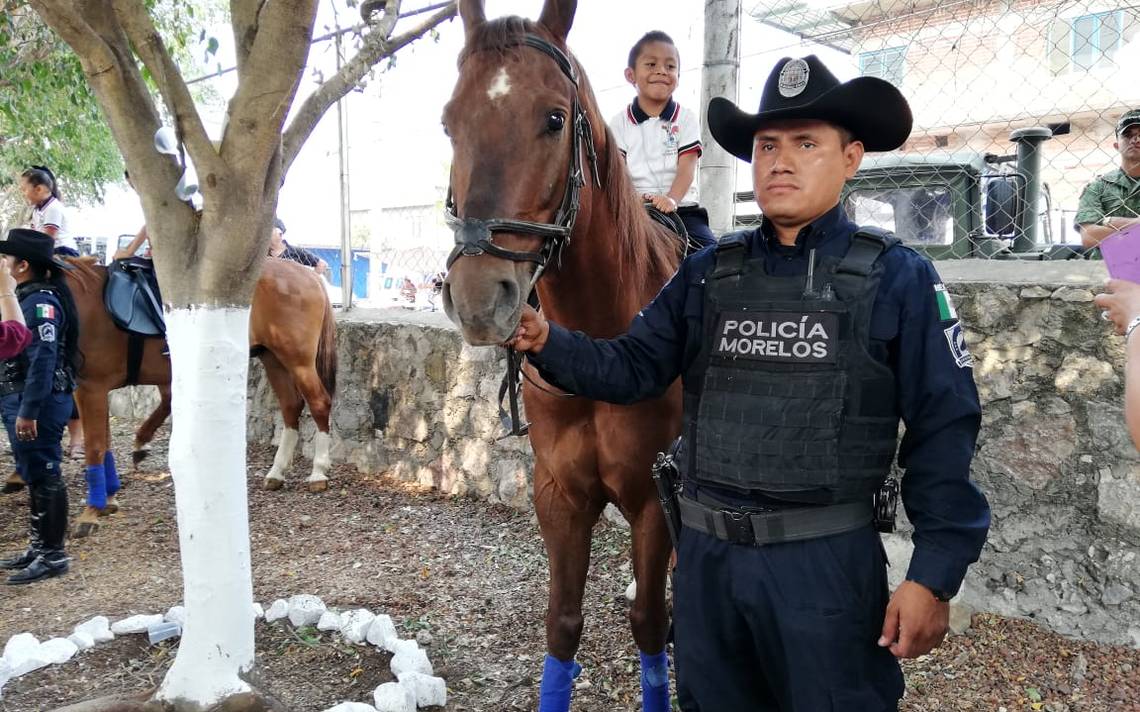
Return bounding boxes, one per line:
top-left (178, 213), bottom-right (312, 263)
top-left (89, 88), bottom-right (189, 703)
top-left (35, 304), bottom-right (55, 320)
top-left (933, 284), bottom-right (957, 321)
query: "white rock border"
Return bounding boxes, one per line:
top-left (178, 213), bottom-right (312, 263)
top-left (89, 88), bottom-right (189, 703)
top-left (0, 594), bottom-right (446, 710)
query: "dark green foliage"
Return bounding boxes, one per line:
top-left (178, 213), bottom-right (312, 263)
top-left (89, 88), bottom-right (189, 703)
top-left (0, 4), bottom-right (122, 203)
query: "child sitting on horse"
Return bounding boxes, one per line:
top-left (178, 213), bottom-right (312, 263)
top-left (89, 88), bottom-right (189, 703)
top-left (607, 31), bottom-right (715, 249)
top-left (20, 166), bottom-right (81, 257)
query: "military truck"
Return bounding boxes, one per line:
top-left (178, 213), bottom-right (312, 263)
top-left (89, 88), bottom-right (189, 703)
top-left (734, 126), bottom-right (1092, 260)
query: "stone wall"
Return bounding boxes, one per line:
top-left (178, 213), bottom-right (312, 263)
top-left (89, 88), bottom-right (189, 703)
top-left (111, 261), bottom-right (1140, 647)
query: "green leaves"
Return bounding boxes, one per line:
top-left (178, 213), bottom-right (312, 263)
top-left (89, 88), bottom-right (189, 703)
top-left (0, 6), bottom-right (120, 203)
top-left (4, 0), bottom-right (225, 203)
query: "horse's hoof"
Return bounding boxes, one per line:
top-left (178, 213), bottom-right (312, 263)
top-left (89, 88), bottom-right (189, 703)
top-left (264, 477), bottom-right (284, 491)
top-left (307, 479), bottom-right (329, 494)
top-left (73, 508), bottom-right (102, 539)
top-left (2, 472), bottom-right (25, 494)
top-left (132, 449), bottom-right (150, 466)
top-left (102, 498), bottom-right (120, 516)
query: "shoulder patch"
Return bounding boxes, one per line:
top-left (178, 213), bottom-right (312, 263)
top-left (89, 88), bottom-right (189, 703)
top-left (35, 303), bottom-right (56, 321)
top-left (943, 322), bottom-right (972, 368)
top-left (38, 323), bottom-right (56, 343)
top-left (933, 283), bottom-right (957, 321)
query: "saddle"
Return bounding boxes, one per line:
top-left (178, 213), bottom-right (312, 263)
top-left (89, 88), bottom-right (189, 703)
top-left (104, 258), bottom-right (165, 337)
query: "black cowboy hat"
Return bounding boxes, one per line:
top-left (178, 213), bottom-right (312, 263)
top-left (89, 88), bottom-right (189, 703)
top-left (708, 55), bottom-right (913, 162)
top-left (0, 229), bottom-right (75, 271)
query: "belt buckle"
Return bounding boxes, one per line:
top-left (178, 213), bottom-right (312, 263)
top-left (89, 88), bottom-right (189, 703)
top-left (721, 509), bottom-right (754, 544)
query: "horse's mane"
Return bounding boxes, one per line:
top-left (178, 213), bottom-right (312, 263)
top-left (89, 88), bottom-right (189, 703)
top-left (460, 17), bottom-right (681, 289)
top-left (63, 256), bottom-right (104, 294)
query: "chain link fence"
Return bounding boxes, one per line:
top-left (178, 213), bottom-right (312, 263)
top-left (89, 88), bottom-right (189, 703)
top-left (742, 0), bottom-right (1140, 260)
top-left (374, 0), bottom-right (1140, 304)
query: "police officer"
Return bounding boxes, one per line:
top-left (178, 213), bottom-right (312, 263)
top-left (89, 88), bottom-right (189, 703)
top-left (1076, 109), bottom-right (1140, 248)
top-left (0, 228), bottom-right (80, 585)
top-left (507, 55), bottom-right (991, 710)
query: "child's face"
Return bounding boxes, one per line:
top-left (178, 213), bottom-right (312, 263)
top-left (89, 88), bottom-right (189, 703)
top-left (18, 177), bottom-right (45, 205)
top-left (626, 41), bottom-right (679, 105)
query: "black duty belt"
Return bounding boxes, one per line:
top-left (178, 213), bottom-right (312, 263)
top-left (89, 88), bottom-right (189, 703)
top-left (678, 495), bottom-right (873, 546)
top-left (0, 381), bottom-right (24, 397)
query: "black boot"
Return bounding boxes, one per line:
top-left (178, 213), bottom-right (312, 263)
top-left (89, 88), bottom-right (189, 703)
top-left (0, 484), bottom-right (43, 570)
top-left (6, 479), bottom-right (69, 585)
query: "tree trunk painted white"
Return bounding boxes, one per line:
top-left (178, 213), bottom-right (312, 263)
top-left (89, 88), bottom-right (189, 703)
top-left (700, 0), bottom-right (742, 236)
top-left (155, 307), bottom-right (256, 707)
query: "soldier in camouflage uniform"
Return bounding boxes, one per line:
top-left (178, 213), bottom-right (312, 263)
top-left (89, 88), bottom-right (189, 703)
top-left (1077, 109), bottom-right (1140, 248)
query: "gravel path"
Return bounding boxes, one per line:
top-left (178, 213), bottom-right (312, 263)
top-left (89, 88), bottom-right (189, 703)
top-left (1, 417), bottom-right (1136, 710)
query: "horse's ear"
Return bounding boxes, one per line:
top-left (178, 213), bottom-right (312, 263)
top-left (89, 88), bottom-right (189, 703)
top-left (458, 0), bottom-right (486, 38)
top-left (538, 0), bottom-right (577, 42)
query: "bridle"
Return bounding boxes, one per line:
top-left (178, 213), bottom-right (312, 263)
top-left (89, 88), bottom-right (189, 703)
top-left (445, 34), bottom-right (601, 289)
top-left (444, 34), bottom-right (599, 438)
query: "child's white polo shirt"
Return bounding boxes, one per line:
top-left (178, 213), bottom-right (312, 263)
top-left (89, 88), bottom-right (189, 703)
top-left (29, 196), bottom-right (79, 253)
top-left (608, 98), bottom-right (702, 206)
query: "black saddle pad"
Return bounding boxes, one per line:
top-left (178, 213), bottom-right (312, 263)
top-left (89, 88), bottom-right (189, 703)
top-left (104, 258), bottom-right (166, 337)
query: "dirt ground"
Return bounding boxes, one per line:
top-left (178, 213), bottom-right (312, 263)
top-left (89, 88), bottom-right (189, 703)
top-left (1, 417), bottom-right (1137, 711)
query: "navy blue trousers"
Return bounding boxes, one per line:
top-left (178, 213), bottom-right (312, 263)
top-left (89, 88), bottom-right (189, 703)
top-left (679, 208), bottom-right (716, 250)
top-left (673, 524), bottom-right (905, 711)
top-left (1, 391), bottom-right (71, 485)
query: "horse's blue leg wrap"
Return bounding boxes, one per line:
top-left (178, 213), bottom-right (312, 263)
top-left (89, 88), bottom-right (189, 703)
top-left (85, 463), bottom-right (107, 509)
top-left (640, 650), bottom-right (670, 712)
top-left (104, 451), bottom-right (120, 497)
top-left (538, 653), bottom-right (581, 712)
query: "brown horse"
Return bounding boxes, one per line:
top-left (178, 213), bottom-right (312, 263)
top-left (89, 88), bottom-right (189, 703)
top-left (65, 257), bottom-right (338, 537)
top-left (441, 1), bottom-right (683, 706)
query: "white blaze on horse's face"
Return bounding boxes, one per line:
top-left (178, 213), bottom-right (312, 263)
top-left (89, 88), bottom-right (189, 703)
top-left (487, 66), bottom-right (511, 101)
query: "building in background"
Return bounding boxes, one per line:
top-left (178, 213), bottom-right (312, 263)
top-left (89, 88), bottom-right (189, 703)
top-left (751, 1), bottom-right (1140, 242)
top-left (370, 198), bottom-right (451, 309)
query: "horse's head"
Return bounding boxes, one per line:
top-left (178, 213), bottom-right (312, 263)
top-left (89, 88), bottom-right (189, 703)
top-left (441, 0), bottom-right (592, 345)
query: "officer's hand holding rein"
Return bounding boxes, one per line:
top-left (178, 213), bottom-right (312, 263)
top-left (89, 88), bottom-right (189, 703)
top-left (878, 580), bottom-right (950, 658)
top-left (505, 305), bottom-right (550, 353)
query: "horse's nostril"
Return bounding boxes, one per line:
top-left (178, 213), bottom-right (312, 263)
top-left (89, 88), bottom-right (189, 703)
top-left (497, 279), bottom-right (519, 305)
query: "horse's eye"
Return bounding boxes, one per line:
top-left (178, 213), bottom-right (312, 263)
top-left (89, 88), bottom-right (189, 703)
top-left (546, 112), bottom-right (566, 133)
top-left (442, 123), bottom-right (451, 138)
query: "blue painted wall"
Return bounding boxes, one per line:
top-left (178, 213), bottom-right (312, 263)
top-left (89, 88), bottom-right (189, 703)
top-left (310, 248), bottom-right (370, 300)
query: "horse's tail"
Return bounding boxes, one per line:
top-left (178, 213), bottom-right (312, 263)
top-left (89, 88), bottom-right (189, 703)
top-left (316, 289), bottom-right (337, 398)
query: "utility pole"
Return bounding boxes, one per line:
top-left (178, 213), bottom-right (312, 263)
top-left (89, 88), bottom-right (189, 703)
top-left (700, 0), bottom-right (742, 236)
top-left (336, 28), bottom-right (354, 310)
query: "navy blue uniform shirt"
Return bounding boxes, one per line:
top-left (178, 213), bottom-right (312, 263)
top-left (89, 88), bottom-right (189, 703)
top-left (17, 287), bottom-right (67, 421)
top-left (530, 204), bottom-right (991, 596)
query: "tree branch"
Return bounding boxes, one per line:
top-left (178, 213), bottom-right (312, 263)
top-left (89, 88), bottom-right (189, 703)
top-left (281, 1), bottom-right (456, 173)
top-left (229, 0), bottom-right (264, 72)
top-left (29, 0), bottom-right (115, 67)
top-left (29, 0), bottom-right (164, 174)
top-left (221, 0), bottom-right (319, 173)
top-left (110, 0), bottom-right (220, 178)
top-left (30, 0), bottom-right (197, 259)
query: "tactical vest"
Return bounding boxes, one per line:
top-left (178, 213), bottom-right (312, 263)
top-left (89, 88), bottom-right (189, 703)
top-left (681, 228), bottom-right (902, 504)
top-left (0, 283), bottom-right (72, 395)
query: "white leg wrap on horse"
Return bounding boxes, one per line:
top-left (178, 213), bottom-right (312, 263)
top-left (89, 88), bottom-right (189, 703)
top-left (267, 428), bottom-right (299, 482)
top-left (309, 431), bottom-right (331, 483)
